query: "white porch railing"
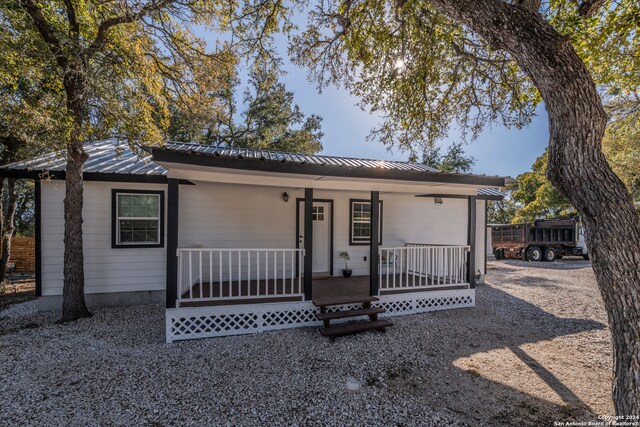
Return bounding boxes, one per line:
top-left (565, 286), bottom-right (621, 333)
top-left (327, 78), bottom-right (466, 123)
top-left (177, 248), bottom-right (305, 305)
top-left (379, 244), bottom-right (470, 291)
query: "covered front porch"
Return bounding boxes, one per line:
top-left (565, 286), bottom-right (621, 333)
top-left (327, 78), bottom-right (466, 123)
top-left (153, 144), bottom-right (498, 342)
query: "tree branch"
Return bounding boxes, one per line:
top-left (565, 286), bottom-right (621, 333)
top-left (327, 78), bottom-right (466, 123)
top-left (577, 0), bottom-right (606, 17)
top-left (63, 0), bottom-right (80, 40)
top-left (19, 0), bottom-right (69, 70)
top-left (85, 0), bottom-right (174, 58)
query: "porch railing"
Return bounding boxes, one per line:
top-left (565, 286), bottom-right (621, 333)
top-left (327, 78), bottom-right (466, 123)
top-left (379, 244), bottom-right (470, 291)
top-left (177, 248), bottom-right (305, 305)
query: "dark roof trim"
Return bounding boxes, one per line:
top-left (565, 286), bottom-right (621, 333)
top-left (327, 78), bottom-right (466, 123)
top-left (152, 148), bottom-right (506, 187)
top-left (417, 193), bottom-right (504, 201)
top-left (0, 169), bottom-right (194, 185)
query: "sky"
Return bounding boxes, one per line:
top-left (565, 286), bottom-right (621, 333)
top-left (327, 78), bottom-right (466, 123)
top-left (196, 27), bottom-right (550, 180)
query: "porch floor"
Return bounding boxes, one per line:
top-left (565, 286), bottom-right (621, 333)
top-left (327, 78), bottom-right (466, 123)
top-left (178, 275), bottom-right (468, 307)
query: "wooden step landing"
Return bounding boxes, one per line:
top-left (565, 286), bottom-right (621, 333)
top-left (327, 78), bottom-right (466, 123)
top-left (315, 307), bottom-right (385, 321)
top-left (319, 320), bottom-right (393, 338)
top-left (312, 295), bottom-right (379, 308)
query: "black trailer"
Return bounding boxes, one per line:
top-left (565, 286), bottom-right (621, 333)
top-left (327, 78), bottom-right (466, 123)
top-left (491, 217), bottom-right (588, 262)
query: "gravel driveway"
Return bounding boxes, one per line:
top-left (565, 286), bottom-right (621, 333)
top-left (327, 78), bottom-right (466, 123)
top-left (0, 259), bottom-right (612, 426)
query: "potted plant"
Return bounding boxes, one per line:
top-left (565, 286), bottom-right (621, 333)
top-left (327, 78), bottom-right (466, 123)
top-left (338, 251), bottom-right (352, 278)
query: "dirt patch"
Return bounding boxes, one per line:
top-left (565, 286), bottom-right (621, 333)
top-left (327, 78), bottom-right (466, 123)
top-left (0, 260), bottom-right (613, 426)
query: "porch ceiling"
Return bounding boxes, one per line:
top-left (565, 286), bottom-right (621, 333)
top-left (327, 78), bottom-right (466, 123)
top-left (156, 162), bottom-right (497, 195)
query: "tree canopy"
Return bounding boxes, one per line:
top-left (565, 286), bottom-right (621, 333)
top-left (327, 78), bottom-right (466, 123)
top-left (420, 142), bottom-right (475, 173)
top-left (169, 66), bottom-right (324, 154)
top-left (509, 150), bottom-right (574, 223)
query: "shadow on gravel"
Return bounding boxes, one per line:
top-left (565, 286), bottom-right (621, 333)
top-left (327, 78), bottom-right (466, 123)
top-left (506, 275), bottom-right (560, 288)
top-left (411, 283), bottom-right (608, 426)
top-left (495, 259), bottom-right (593, 271)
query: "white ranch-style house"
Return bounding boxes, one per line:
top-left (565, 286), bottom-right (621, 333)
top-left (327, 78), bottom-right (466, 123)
top-left (1, 140), bottom-right (504, 342)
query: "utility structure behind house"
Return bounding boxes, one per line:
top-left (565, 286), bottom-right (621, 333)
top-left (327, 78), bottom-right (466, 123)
top-left (492, 217), bottom-right (589, 262)
top-left (0, 139), bottom-right (505, 342)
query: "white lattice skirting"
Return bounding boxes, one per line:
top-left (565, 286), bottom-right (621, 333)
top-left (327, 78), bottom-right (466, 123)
top-left (166, 289), bottom-right (475, 342)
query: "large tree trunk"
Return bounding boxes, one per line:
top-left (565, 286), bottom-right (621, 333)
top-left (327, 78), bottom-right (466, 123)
top-left (0, 178), bottom-right (17, 283)
top-left (428, 0), bottom-right (640, 414)
top-left (61, 135), bottom-right (90, 321)
top-left (0, 176), bottom-right (4, 292)
top-left (60, 74), bottom-right (90, 321)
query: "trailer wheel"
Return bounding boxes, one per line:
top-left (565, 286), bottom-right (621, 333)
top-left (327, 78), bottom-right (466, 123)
top-left (494, 248), bottom-right (504, 260)
top-left (543, 247), bottom-right (556, 262)
top-left (526, 246), bottom-right (543, 262)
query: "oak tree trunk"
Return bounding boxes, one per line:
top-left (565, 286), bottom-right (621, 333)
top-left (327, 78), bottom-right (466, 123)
top-left (60, 76), bottom-right (91, 322)
top-left (428, 0), bottom-right (640, 414)
top-left (0, 178), bottom-right (17, 283)
top-left (0, 176), bottom-right (4, 291)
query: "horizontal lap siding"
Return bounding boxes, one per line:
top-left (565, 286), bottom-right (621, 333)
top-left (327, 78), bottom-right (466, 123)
top-left (40, 179), bottom-right (479, 296)
top-left (179, 183), bottom-right (297, 249)
top-left (313, 190), bottom-right (468, 277)
top-left (40, 181), bottom-right (167, 296)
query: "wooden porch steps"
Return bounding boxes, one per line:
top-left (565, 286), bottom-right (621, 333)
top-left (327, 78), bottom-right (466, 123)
top-left (315, 307), bottom-right (385, 321)
top-left (312, 295), bottom-right (379, 308)
top-left (312, 295), bottom-right (392, 339)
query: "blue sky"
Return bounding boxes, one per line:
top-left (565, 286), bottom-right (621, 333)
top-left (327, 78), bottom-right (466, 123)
top-left (280, 64), bottom-right (550, 179)
top-left (197, 27), bottom-right (550, 179)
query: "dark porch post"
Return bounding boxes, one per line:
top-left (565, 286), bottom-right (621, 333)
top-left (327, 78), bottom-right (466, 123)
top-left (467, 196), bottom-right (477, 288)
top-left (34, 179), bottom-right (42, 297)
top-left (304, 188), bottom-right (313, 300)
top-left (370, 191), bottom-right (380, 296)
top-left (166, 179), bottom-right (179, 308)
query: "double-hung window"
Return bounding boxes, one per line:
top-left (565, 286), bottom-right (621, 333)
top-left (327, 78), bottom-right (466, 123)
top-left (349, 199), bottom-right (382, 245)
top-left (112, 190), bottom-right (164, 248)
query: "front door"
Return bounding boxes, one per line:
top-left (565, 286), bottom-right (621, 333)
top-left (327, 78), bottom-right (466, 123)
top-left (298, 201), bottom-right (331, 275)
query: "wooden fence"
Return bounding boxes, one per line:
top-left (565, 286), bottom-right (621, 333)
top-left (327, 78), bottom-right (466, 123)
top-left (0, 237), bottom-right (35, 273)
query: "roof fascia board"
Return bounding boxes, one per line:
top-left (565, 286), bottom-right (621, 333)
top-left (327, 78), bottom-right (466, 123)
top-left (417, 193), bottom-right (504, 201)
top-left (0, 169), bottom-right (193, 185)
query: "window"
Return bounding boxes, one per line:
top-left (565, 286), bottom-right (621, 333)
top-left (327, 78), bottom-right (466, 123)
top-left (349, 200), bottom-right (382, 245)
top-left (312, 206), bottom-right (325, 221)
top-left (112, 190), bottom-right (164, 248)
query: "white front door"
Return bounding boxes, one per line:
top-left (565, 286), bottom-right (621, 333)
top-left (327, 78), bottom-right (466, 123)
top-left (298, 201), bottom-right (331, 274)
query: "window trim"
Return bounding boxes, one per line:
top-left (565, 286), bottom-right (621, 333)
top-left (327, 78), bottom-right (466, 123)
top-left (349, 199), bottom-right (383, 246)
top-left (111, 189), bottom-right (165, 249)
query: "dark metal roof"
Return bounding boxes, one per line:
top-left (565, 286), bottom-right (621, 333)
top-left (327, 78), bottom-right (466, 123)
top-left (0, 139), bottom-right (165, 176)
top-left (477, 188), bottom-right (506, 198)
top-left (153, 142), bottom-right (506, 186)
top-left (160, 142), bottom-right (441, 173)
top-left (0, 139), bottom-right (506, 188)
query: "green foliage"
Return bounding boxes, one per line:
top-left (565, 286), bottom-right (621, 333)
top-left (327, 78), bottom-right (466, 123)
top-left (549, 0), bottom-right (639, 96)
top-left (602, 95), bottom-right (640, 207)
top-left (421, 142), bottom-right (475, 173)
top-left (169, 67), bottom-right (324, 154)
top-left (338, 251), bottom-right (351, 269)
top-left (289, 0), bottom-right (542, 153)
top-left (487, 197), bottom-right (518, 225)
top-left (510, 151), bottom-right (575, 223)
top-left (1, 180), bottom-right (34, 237)
top-left (1, 0), bottom-right (238, 149)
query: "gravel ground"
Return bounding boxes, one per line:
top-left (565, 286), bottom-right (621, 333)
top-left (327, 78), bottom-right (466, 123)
top-left (0, 259), bottom-right (612, 426)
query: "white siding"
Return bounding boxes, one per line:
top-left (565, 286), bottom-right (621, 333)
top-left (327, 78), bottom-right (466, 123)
top-left (41, 181), bottom-right (167, 296)
top-left (40, 179), bottom-right (483, 296)
top-left (313, 190), bottom-right (469, 276)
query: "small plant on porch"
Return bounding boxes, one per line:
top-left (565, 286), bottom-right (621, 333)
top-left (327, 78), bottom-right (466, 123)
top-left (338, 251), bottom-right (352, 278)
